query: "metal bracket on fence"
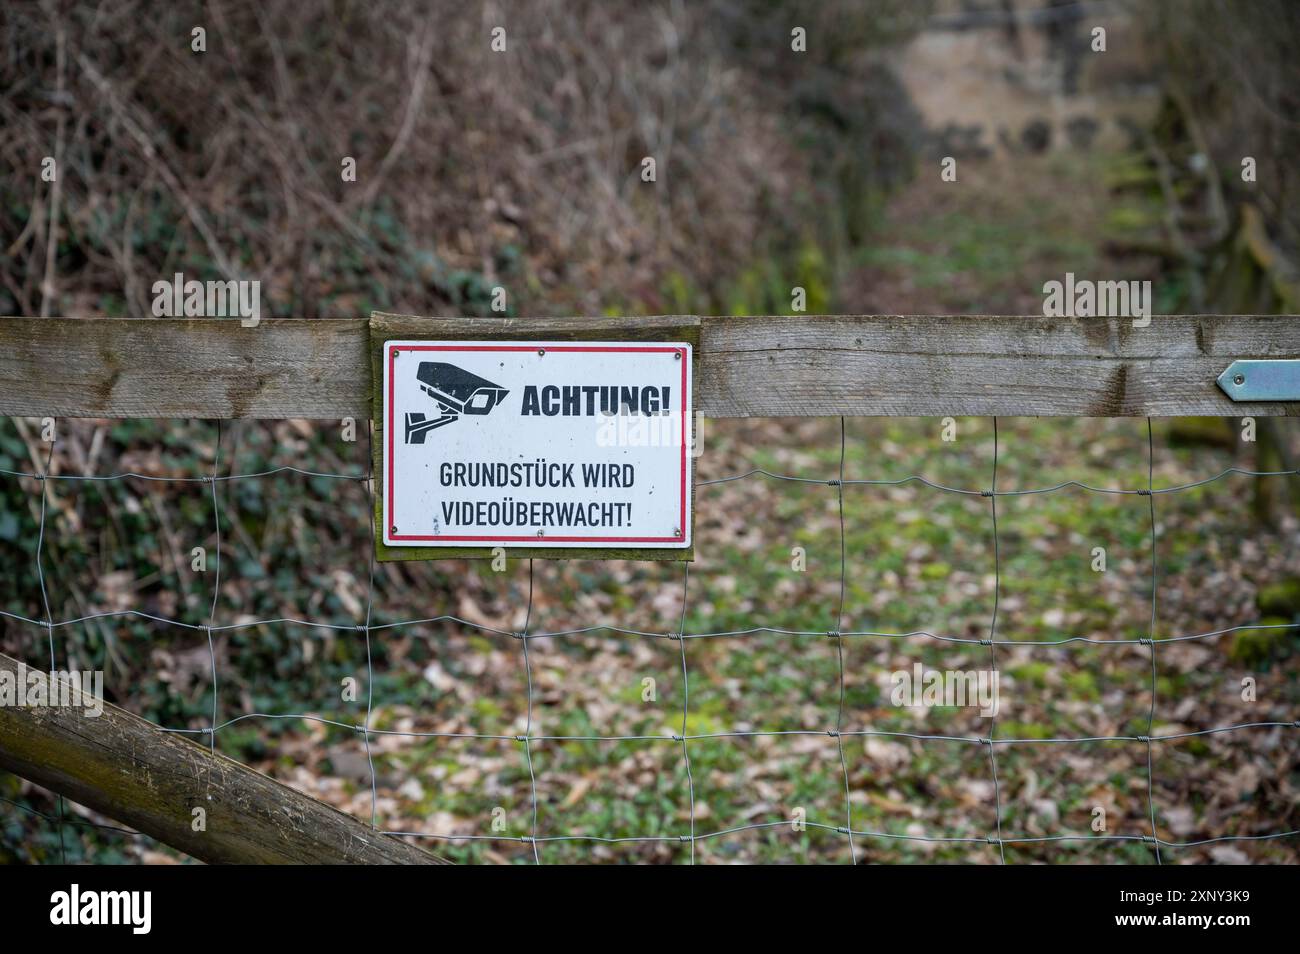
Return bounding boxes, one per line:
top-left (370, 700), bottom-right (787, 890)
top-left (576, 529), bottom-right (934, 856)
top-left (1217, 360), bottom-right (1300, 402)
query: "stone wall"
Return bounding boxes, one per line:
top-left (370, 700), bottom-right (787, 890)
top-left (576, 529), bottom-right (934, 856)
top-left (893, 0), bottom-right (1159, 158)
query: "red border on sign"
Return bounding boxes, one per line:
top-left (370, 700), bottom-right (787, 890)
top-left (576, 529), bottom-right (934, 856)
top-left (386, 344), bottom-right (690, 544)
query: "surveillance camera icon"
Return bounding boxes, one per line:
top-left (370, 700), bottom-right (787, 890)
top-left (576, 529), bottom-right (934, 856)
top-left (404, 362), bottom-right (510, 444)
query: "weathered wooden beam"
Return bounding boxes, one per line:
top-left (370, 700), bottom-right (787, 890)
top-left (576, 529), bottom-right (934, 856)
top-left (2, 314), bottom-right (1299, 418)
top-left (0, 652), bottom-right (446, 864)
top-left (0, 316), bottom-right (369, 420)
top-left (702, 314), bottom-right (1300, 417)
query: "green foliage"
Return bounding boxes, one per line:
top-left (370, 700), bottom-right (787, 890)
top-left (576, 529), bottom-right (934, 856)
top-left (1257, 580), bottom-right (1300, 618)
top-left (1229, 619), bottom-right (1294, 667)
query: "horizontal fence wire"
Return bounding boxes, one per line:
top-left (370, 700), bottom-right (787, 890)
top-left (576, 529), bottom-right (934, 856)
top-left (2, 418), bottom-right (1299, 863)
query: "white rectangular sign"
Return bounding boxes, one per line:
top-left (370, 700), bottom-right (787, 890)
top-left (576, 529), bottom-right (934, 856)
top-left (382, 340), bottom-right (692, 549)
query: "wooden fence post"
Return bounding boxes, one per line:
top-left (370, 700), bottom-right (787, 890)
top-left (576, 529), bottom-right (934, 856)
top-left (0, 652), bottom-right (447, 864)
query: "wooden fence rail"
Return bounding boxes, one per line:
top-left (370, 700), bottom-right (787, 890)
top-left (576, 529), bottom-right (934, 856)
top-left (2, 313), bottom-right (1299, 418)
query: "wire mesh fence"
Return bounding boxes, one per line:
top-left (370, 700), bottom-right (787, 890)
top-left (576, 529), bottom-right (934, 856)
top-left (1, 414), bottom-right (1298, 864)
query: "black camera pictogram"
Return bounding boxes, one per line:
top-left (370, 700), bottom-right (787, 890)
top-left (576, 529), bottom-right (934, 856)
top-left (404, 362), bottom-right (510, 443)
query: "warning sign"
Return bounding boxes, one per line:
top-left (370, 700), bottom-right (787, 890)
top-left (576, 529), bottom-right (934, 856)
top-left (382, 340), bottom-right (693, 549)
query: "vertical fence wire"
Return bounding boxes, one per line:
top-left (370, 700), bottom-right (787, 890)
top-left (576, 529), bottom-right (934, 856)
top-left (204, 421), bottom-right (223, 756)
top-left (34, 440), bottom-right (65, 862)
top-left (1143, 418), bottom-right (1164, 864)
top-left (984, 418), bottom-right (1007, 864)
top-left (677, 562), bottom-right (696, 864)
top-left (520, 559), bottom-right (541, 864)
top-left (362, 427), bottom-right (379, 829)
top-left (833, 417), bottom-right (858, 863)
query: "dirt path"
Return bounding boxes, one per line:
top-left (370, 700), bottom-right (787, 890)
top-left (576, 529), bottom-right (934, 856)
top-left (839, 150), bottom-right (1163, 316)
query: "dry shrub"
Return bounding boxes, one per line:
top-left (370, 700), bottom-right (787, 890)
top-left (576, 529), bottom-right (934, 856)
top-left (1, 0), bottom-right (925, 320)
top-left (1144, 0), bottom-right (1300, 257)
